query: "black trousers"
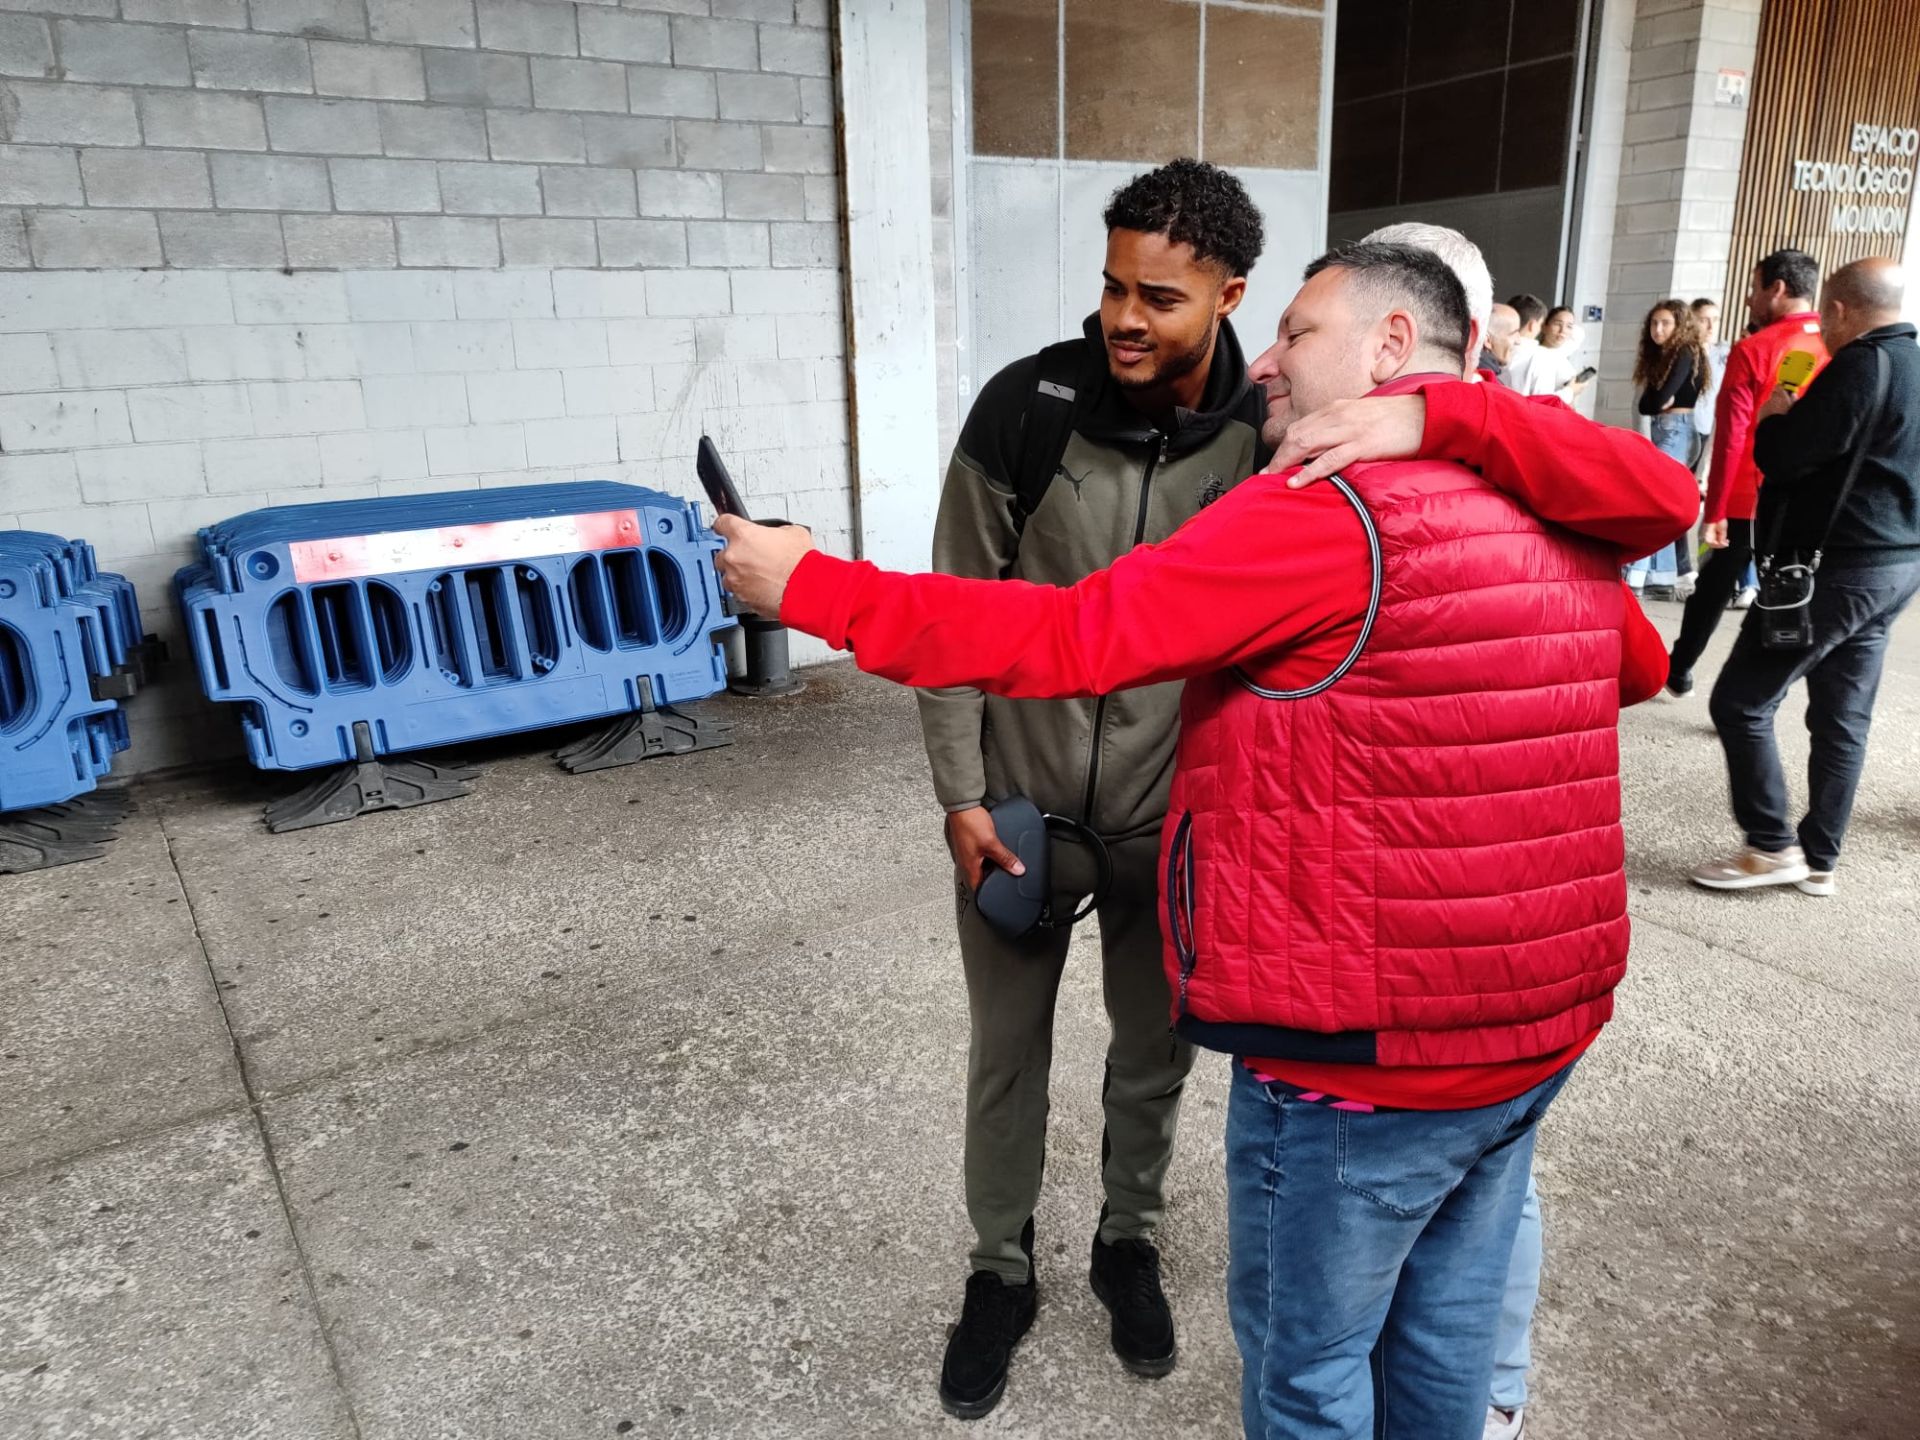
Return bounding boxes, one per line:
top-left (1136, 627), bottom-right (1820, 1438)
top-left (1707, 554), bottom-right (1920, 870)
top-left (1669, 518), bottom-right (1754, 676)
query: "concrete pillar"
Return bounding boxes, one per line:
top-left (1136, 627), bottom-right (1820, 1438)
top-left (834, 0), bottom-right (944, 571)
top-left (1597, 0), bottom-right (1763, 424)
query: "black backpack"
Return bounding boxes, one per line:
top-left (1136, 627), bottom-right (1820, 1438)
top-left (1008, 336), bottom-right (1107, 551)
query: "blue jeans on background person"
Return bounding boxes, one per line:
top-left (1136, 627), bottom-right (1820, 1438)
top-left (1709, 554), bottom-right (1920, 870)
top-left (1488, 1174), bottom-right (1542, 1415)
top-left (1224, 1062), bottom-right (1576, 1440)
top-left (1627, 413), bottom-right (1698, 586)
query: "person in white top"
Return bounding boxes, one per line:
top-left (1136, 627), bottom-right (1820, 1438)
top-left (1506, 303), bottom-right (1588, 400)
top-left (1689, 298), bottom-right (1731, 462)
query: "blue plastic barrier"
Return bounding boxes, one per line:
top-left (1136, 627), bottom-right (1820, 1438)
top-left (0, 531), bottom-right (147, 813)
top-left (177, 482), bottom-right (735, 772)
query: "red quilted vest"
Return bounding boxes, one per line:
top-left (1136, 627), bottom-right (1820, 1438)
top-left (1161, 457), bottom-right (1631, 1067)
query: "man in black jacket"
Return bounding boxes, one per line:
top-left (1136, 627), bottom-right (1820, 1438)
top-left (1690, 257), bottom-right (1920, 897)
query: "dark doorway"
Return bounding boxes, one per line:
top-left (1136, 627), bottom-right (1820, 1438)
top-left (1327, 0), bottom-right (1592, 304)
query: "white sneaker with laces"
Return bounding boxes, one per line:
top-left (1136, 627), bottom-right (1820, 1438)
top-left (1483, 1406), bottom-right (1525, 1440)
top-left (1733, 585), bottom-right (1758, 609)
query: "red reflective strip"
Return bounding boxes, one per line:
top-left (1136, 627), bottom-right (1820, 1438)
top-left (288, 509), bottom-right (645, 582)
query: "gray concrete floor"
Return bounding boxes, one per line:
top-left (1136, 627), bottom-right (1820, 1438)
top-left (3, 600), bottom-right (1918, 1440)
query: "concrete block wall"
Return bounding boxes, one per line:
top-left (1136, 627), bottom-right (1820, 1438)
top-left (1558, 0), bottom-right (1634, 427)
top-left (1596, 0), bottom-right (1760, 423)
top-left (923, 0), bottom-right (958, 462)
top-left (0, 0), bottom-right (850, 773)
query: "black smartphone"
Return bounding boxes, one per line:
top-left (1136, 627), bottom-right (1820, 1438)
top-left (1574, 366), bottom-right (1598, 384)
top-left (696, 435), bottom-right (748, 519)
top-left (696, 436), bottom-right (791, 528)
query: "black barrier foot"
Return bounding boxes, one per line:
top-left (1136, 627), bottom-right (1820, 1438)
top-left (263, 723), bottom-right (480, 833)
top-left (729, 613), bottom-right (804, 698)
top-left (554, 680), bottom-right (733, 774)
top-left (0, 789), bottom-right (134, 873)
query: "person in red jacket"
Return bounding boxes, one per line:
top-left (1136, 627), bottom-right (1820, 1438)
top-left (1667, 249), bottom-right (1828, 694)
top-left (717, 242), bottom-right (1693, 1439)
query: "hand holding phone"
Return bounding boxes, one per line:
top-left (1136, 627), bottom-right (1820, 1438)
top-left (1776, 349), bottom-right (1818, 393)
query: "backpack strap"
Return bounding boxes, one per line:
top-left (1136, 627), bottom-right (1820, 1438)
top-left (1010, 337), bottom-right (1102, 542)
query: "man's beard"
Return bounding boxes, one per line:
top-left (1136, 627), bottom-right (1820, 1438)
top-left (1110, 326), bottom-right (1214, 394)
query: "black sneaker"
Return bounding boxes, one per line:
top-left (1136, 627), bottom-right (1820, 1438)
top-left (938, 1270), bottom-right (1037, 1419)
top-left (1666, 665), bottom-right (1694, 697)
top-left (1089, 1234), bottom-right (1176, 1378)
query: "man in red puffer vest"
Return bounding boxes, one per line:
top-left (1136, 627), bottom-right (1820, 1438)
top-left (714, 241), bottom-right (1695, 1440)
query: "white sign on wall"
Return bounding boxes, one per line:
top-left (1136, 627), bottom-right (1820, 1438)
top-left (1790, 122), bottom-right (1919, 236)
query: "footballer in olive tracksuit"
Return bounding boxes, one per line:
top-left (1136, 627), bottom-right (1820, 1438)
top-left (920, 159), bottom-right (1271, 1420)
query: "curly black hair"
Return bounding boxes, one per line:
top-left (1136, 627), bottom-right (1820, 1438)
top-left (1102, 158), bottom-right (1264, 278)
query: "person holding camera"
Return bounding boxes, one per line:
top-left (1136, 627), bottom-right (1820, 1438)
top-left (716, 241), bottom-right (1696, 1439)
top-left (1689, 258), bottom-right (1920, 897)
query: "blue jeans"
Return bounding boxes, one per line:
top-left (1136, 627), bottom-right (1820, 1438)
top-left (1225, 1063), bottom-right (1576, 1440)
top-left (1628, 413), bottom-right (1698, 582)
top-left (1488, 1173), bottom-right (1541, 1412)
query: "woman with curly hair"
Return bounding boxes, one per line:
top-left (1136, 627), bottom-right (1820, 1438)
top-left (1628, 299), bottom-right (1712, 597)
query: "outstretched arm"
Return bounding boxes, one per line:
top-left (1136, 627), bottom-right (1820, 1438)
top-left (715, 475), bottom-right (1371, 701)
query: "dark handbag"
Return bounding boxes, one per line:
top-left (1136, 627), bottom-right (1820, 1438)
top-left (1754, 347), bottom-right (1891, 651)
top-left (970, 795), bottom-right (1112, 941)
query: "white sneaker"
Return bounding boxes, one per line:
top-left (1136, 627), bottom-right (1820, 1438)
top-left (1484, 1406), bottom-right (1525, 1440)
top-left (1796, 870), bottom-right (1835, 896)
top-left (1689, 845), bottom-right (1811, 891)
top-left (1733, 585), bottom-right (1758, 609)
top-left (1674, 573), bottom-right (1698, 601)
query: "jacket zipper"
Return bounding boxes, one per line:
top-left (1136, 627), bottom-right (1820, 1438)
top-left (1079, 432), bottom-right (1167, 824)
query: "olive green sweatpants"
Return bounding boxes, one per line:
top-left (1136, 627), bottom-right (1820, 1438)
top-left (957, 834), bottom-right (1194, 1284)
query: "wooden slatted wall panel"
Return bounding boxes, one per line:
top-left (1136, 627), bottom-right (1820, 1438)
top-left (1721, 0), bottom-right (1920, 316)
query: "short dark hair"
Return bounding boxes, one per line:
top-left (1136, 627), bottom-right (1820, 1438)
top-left (1756, 248), bottom-right (1819, 303)
top-left (1306, 241), bottom-right (1470, 361)
top-left (1103, 158), bottom-right (1265, 278)
top-left (1507, 293), bottom-right (1547, 328)
top-left (1690, 297), bottom-right (1718, 311)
